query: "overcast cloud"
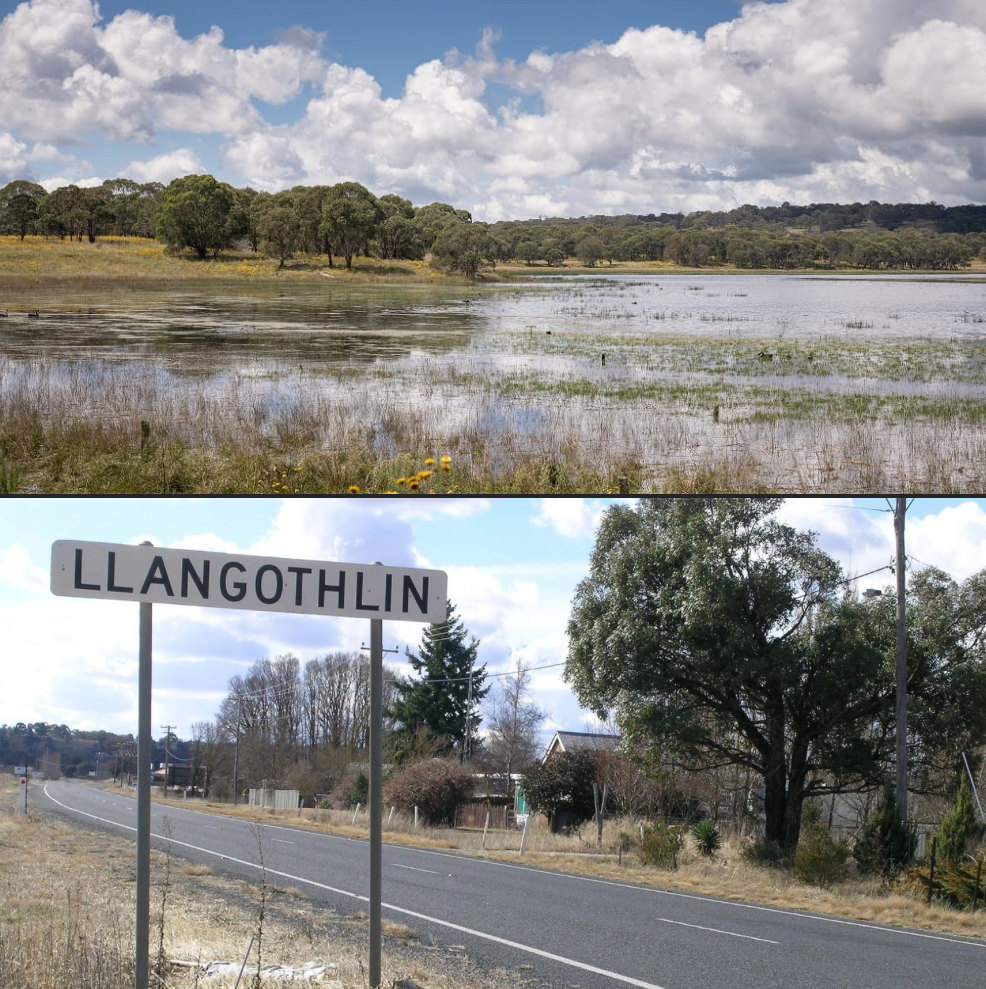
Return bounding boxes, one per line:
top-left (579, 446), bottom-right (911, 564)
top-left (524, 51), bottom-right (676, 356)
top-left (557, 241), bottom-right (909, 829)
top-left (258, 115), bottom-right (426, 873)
top-left (0, 0), bottom-right (984, 218)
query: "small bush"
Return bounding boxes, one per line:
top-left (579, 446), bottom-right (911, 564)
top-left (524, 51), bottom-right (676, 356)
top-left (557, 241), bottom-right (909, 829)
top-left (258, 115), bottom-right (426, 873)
top-left (741, 838), bottom-right (790, 868)
top-left (853, 787), bottom-right (914, 878)
top-left (383, 758), bottom-right (474, 827)
top-left (639, 820), bottom-right (686, 870)
top-left (898, 857), bottom-right (986, 909)
top-left (692, 820), bottom-right (722, 857)
top-left (793, 823), bottom-right (850, 888)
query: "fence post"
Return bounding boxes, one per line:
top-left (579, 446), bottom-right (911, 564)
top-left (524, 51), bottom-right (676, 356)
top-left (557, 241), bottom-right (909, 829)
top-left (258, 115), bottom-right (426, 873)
top-left (519, 815), bottom-right (531, 856)
top-left (414, 806), bottom-right (419, 829)
top-left (927, 837), bottom-right (937, 906)
top-left (482, 810), bottom-right (490, 849)
top-left (352, 802), bottom-right (361, 827)
top-left (974, 857), bottom-right (983, 913)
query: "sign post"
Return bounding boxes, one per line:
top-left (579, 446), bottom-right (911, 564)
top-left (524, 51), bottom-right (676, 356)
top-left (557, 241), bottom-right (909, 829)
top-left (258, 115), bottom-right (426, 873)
top-left (17, 776), bottom-right (27, 815)
top-left (51, 539), bottom-right (446, 989)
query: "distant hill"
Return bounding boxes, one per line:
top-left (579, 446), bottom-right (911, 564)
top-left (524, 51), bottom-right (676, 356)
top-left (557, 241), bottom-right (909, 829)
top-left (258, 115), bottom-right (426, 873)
top-left (0, 721), bottom-right (189, 779)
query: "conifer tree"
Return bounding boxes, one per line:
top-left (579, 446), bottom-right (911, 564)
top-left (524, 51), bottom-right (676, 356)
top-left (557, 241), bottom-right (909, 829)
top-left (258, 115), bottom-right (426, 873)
top-left (937, 775), bottom-right (984, 866)
top-left (388, 602), bottom-right (488, 761)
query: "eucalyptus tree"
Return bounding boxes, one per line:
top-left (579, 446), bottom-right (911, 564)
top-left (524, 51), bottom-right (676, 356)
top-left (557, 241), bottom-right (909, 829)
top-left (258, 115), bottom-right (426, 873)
top-left (566, 498), bottom-right (986, 851)
top-left (154, 173), bottom-right (236, 258)
top-left (320, 181), bottom-right (382, 269)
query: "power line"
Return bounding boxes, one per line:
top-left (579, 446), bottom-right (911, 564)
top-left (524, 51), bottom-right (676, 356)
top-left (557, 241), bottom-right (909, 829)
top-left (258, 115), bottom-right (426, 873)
top-left (386, 660), bottom-right (569, 686)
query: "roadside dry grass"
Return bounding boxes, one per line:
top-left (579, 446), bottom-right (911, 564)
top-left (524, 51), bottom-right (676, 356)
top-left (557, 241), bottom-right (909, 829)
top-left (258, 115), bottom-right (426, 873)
top-left (111, 785), bottom-right (986, 942)
top-left (0, 780), bottom-right (538, 989)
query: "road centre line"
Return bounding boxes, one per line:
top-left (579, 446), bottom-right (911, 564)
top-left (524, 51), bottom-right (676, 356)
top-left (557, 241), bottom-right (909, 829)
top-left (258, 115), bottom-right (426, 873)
top-left (42, 784), bottom-right (669, 989)
top-left (654, 918), bottom-right (778, 944)
top-left (393, 864), bottom-right (439, 874)
top-left (272, 839), bottom-right (294, 844)
top-left (55, 785), bottom-right (986, 952)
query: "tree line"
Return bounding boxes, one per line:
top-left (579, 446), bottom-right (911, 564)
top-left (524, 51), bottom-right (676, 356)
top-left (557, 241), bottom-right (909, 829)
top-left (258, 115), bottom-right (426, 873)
top-left (2, 176), bottom-right (984, 274)
top-left (187, 602), bottom-right (544, 805)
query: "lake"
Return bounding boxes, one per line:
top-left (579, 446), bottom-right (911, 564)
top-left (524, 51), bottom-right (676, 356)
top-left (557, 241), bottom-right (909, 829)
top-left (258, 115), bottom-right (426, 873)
top-left (3, 271), bottom-right (986, 491)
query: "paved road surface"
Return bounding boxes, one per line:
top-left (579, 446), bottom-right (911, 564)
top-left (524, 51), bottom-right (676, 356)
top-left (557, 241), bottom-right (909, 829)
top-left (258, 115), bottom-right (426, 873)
top-left (40, 780), bottom-right (984, 989)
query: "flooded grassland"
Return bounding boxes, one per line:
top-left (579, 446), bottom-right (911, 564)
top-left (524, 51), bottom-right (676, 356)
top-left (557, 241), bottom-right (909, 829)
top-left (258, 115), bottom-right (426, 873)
top-left (2, 267), bottom-right (986, 493)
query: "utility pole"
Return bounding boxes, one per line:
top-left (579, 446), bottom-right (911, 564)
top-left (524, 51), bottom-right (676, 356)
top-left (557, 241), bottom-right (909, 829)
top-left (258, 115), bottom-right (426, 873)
top-left (160, 725), bottom-right (175, 799)
top-left (893, 498), bottom-right (908, 826)
top-left (463, 671), bottom-right (474, 763)
top-left (231, 693), bottom-right (242, 806)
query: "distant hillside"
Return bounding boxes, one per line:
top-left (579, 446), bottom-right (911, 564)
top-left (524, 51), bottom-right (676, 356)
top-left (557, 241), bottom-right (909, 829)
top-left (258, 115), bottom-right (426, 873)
top-left (0, 721), bottom-right (190, 779)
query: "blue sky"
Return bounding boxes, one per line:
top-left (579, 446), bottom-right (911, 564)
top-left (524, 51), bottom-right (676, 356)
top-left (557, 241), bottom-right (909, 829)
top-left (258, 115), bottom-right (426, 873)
top-left (1, 0), bottom-right (984, 219)
top-left (3, 496), bottom-right (986, 748)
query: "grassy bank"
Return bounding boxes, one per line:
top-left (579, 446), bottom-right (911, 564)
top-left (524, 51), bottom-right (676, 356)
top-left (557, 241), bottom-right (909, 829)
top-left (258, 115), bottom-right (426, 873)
top-left (108, 784), bottom-right (986, 942)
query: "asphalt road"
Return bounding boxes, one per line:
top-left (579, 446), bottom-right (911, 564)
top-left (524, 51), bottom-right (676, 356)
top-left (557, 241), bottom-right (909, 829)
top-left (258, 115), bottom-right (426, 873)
top-left (40, 780), bottom-right (985, 989)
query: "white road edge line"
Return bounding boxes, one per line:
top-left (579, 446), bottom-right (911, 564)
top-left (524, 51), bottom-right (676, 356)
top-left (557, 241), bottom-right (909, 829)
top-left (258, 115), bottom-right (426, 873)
top-left (272, 839), bottom-right (294, 844)
top-left (50, 783), bottom-right (986, 951)
top-left (42, 784), bottom-right (670, 989)
top-left (654, 918), bottom-right (778, 944)
top-left (393, 864), bottom-right (439, 874)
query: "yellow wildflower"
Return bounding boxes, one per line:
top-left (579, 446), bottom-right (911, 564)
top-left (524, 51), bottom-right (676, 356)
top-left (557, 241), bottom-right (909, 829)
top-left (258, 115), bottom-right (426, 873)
top-left (348, 485), bottom-right (361, 494)
top-left (424, 458), bottom-right (435, 466)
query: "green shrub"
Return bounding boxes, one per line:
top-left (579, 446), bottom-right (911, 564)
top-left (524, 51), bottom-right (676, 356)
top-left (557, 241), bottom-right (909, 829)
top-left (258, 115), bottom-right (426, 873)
top-left (936, 777), bottom-right (984, 867)
top-left (639, 820), bottom-right (686, 870)
top-left (853, 788), bottom-right (914, 878)
top-left (521, 751), bottom-right (598, 832)
top-left (692, 820), bottom-right (722, 856)
top-left (898, 857), bottom-right (986, 909)
top-left (741, 837), bottom-right (790, 868)
top-left (793, 823), bottom-right (850, 888)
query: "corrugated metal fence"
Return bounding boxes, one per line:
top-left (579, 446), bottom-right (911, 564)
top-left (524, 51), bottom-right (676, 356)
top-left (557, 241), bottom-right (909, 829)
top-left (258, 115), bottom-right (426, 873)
top-left (248, 787), bottom-right (300, 810)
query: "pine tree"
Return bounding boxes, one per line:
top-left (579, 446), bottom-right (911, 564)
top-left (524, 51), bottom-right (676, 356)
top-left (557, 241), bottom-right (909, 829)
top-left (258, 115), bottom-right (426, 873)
top-left (852, 787), bottom-right (914, 877)
top-left (387, 602), bottom-right (488, 761)
top-left (937, 775), bottom-right (984, 867)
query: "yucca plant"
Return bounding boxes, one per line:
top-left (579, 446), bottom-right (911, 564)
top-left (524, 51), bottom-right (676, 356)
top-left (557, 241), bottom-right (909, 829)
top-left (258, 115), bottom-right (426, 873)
top-left (692, 819), bottom-right (723, 856)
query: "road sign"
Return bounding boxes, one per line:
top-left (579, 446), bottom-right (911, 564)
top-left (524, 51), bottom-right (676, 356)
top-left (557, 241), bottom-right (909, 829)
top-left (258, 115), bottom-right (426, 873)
top-left (51, 537), bottom-right (447, 989)
top-left (50, 540), bottom-right (447, 623)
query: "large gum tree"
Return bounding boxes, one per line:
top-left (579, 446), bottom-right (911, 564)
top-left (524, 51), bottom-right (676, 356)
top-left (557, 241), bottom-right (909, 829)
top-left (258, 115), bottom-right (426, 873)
top-left (565, 498), bottom-right (986, 852)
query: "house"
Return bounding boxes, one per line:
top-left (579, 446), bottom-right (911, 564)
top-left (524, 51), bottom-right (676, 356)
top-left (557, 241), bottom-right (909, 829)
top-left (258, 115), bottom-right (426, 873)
top-left (541, 730), bottom-right (621, 763)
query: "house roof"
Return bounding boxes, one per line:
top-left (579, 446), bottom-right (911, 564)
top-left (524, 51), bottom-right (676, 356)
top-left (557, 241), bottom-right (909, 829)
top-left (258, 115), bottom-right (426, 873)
top-left (542, 730), bottom-right (621, 762)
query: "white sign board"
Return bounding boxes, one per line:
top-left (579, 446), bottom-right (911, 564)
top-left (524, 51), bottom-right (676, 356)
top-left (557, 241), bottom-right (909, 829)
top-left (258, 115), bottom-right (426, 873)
top-left (51, 540), bottom-right (447, 623)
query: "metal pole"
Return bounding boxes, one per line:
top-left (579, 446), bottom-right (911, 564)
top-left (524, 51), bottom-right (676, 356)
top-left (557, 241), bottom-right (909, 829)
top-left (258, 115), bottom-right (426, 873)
top-left (962, 752), bottom-right (986, 825)
top-left (369, 615), bottom-right (383, 989)
top-left (136, 599), bottom-right (152, 989)
top-left (894, 498), bottom-right (908, 826)
top-left (232, 693), bottom-right (241, 806)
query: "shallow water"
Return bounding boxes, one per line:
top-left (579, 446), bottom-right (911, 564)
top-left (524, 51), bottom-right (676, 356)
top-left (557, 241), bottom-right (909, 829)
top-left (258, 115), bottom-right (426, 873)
top-left (3, 271), bottom-right (986, 488)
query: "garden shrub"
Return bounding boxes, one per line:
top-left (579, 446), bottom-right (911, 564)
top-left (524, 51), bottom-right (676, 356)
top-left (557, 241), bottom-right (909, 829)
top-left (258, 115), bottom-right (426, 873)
top-left (793, 822), bottom-right (850, 888)
top-left (898, 858), bottom-right (986, 909)
top-left (639, 820), bottom-right (686, 870)
top-left (692, 820), bottom-right (722, 856)
top-left (740, 837), bottom-right (790, 868)
top-left (521, 750), bottom-right (598, 832)
top-left (853, 788), bottom-right (915, 878)
top-left (382, 758), bottom-right (475, 827)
